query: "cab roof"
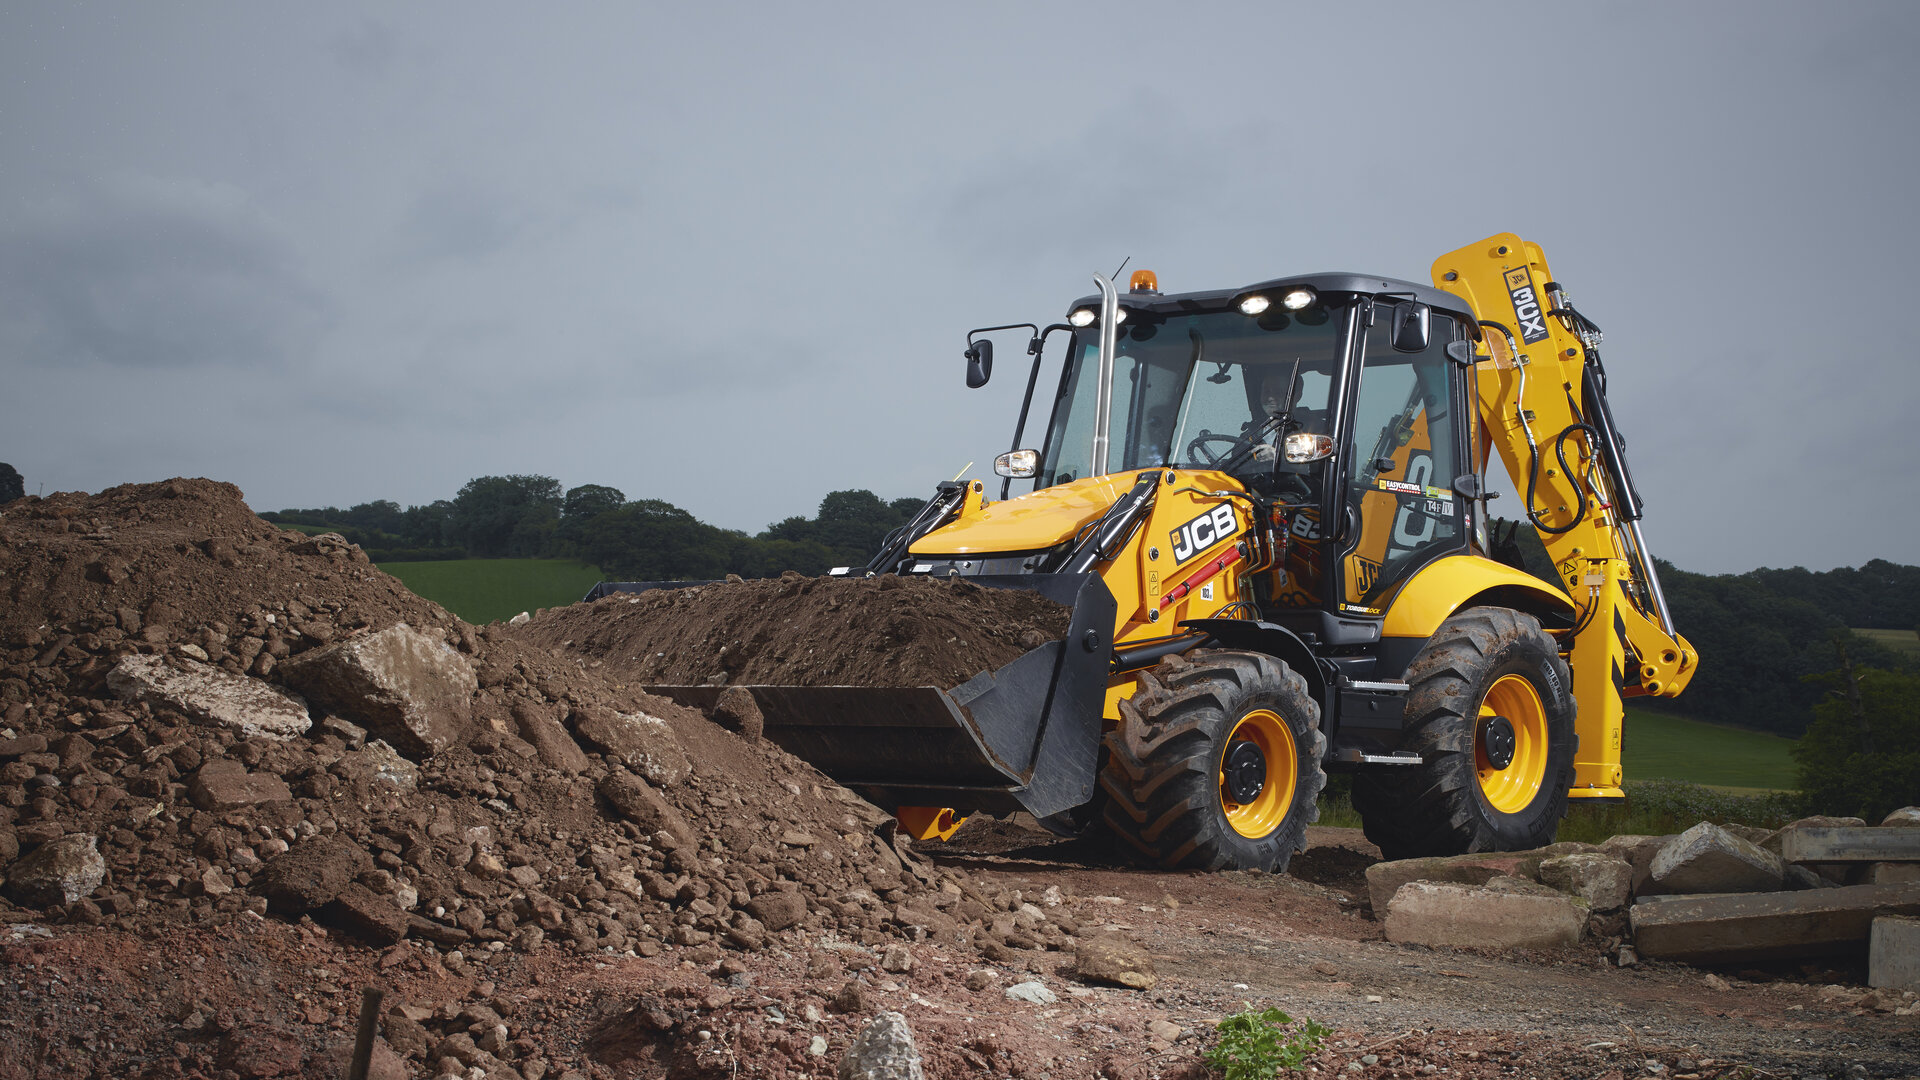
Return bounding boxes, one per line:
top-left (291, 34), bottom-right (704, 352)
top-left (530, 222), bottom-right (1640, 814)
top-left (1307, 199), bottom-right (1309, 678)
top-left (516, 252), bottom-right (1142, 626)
top-left (1067, 272), bottom-right (1478, 325)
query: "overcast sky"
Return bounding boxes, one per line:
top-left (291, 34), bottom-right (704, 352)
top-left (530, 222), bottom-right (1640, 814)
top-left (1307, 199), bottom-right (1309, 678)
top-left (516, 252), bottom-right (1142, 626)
top-left (3, 2), bottom-right (1915, 574)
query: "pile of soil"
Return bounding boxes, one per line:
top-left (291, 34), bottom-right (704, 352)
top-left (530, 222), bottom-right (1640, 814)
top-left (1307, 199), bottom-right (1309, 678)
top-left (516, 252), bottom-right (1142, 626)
top-left (0, 479), bottom-right (1091, 1078)
top-left (516, 575), bottom-right (1070, 690)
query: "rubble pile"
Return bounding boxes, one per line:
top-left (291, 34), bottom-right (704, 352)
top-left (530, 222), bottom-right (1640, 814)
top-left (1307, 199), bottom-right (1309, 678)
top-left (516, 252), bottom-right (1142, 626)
top-left (0, 480), bottom-right (1100, 1074)
top-left (514, 573), bottom-right (1070, 690)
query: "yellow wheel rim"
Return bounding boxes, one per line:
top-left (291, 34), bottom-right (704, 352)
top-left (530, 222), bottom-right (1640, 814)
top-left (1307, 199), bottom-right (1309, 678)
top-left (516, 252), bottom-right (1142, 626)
top-left (1219, 709), bottom-right (1296, 839)
top-left (1476, 674), bottom-right (1548, 814)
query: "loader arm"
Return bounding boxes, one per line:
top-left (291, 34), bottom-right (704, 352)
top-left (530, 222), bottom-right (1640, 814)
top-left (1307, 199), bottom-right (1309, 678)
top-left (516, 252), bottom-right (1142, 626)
top-left (1431, 235), bottom-right (1697, 798)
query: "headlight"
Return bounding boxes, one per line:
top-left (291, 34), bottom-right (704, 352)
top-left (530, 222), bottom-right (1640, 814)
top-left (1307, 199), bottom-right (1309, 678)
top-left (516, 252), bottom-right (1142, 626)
top-left (1283, 432), bottom-right (1335, 463)
top-left (1069, 308), bottom-right (1096, 327)
top-left (995, 449), bottom-right (1040, 478)
top-left (1281, 287), bottom-right (1317, 311)
top-left (1238, 295), bottom-right (1270, 316)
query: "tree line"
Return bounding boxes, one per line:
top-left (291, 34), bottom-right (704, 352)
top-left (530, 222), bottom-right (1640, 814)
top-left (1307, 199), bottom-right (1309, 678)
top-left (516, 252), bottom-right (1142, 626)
top-left (259, 475), bottom-right (927, 580)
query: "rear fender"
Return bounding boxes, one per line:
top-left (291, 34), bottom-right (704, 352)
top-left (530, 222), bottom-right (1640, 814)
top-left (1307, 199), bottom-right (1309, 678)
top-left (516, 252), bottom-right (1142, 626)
top-left (1382, 555), bottom-right (1575, 639)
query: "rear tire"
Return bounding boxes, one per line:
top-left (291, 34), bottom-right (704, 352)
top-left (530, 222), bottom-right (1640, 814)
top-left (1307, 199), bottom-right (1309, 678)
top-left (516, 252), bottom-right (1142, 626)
top-left (1352, 607), bottom-right (1576, 861)
top-left (1100, 650), bottom-right (1326, 872)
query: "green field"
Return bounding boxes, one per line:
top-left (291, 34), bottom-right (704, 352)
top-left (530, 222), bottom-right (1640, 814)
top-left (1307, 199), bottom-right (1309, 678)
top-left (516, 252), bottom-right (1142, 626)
top-left (1855, 626), bottom-right (1920, 657)
top-left (1622, 706), bottom-right (1797, 792)
top-left (378, 558), bottom-right (605, 625)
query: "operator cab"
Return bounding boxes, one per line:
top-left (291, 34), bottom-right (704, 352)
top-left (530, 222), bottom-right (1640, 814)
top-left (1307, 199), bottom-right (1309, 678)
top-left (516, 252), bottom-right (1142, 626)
top-left (993, 272), bottom-right (1480, 648)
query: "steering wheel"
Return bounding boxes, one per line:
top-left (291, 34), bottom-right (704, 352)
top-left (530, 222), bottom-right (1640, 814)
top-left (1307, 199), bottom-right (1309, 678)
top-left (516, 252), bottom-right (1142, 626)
top-left (1185, 432), bottom-right (1245, 466)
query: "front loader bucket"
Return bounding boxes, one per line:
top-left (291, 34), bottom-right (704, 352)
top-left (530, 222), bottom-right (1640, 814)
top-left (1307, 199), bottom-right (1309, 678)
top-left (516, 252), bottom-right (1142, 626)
top-left (645, 574), bottom-right (1116, 819)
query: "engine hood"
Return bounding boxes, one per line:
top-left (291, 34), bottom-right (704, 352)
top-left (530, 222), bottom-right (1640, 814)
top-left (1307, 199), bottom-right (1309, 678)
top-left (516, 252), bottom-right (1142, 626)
top-left (909, 474), bottom-right (1140, 556)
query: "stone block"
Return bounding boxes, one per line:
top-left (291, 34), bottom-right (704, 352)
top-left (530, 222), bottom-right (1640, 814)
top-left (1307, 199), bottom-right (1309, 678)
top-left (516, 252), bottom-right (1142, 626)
top-left (1364, 844), bottom-right (1591, 913)
top-left (596, 769), bottom-right (692, 844)
top-left (1383, 880), bottom-right (1586, 950)
top-left (569, 704), bottom-right (689, 785)
top-left (513, 701), bottom-right (588, 775)
top-left (1600, 834), bottom-right (1675, 897)
top-left (107, 654), bottom-right (311, 740)
top-left (1870, 862), bottom-right (1920, 885)
top-left (188, 759), bottom-right (292, 811)
top-left (259, 835), bottom-right (373, 914)
top-left (1073, 933), bottom-right (1157, 989)
top-left (1650, 822), bottom-right (1784, 894)
top-left (1869, 915), bottom-right (1920, 991)
top-left (745, 890), bottom-right (807, 931)
top-left (838, 1011), bottom-right (923, 1080)
top-left (1630, 883), bottom-right (1920, 964)
top-left (332, 740), bottom-right (418, 794)
top-left (4, 834), bottom-right (106, 905)
top-left (1538, 853), bottom-right (1633, 911)
top-left (327, 882), bottom-right (410, 945)
top-left (275, 623), bottom-right (476, 756)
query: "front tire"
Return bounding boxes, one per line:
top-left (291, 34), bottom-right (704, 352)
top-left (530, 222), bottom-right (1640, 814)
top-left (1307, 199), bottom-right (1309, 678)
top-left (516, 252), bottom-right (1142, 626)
top-left (1352, 607), bottom-right (1576, 861)
top-left (1100, 650), bottom-right (1327, 872)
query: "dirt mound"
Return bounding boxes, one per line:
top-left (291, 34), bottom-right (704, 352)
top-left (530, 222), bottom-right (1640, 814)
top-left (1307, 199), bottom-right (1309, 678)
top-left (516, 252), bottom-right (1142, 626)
top-left (515, 575), bottom-right (1070, 690)
top-left (0, 480), bottom-right (1096, 1076)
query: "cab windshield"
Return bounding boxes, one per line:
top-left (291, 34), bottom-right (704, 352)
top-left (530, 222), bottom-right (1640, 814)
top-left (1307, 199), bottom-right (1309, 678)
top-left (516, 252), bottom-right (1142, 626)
top-left (1035, 303), bottom-right (1348, 487)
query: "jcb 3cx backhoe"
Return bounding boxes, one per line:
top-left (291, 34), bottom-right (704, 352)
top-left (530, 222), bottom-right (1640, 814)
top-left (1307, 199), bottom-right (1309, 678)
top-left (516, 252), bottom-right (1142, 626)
top-left (642, 233), bottom-right (1698, 870)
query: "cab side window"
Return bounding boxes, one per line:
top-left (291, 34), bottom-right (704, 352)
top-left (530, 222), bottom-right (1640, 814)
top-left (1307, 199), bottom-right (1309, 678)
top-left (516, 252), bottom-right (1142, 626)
top-left (1339, 311), bottom-right (1463, 608)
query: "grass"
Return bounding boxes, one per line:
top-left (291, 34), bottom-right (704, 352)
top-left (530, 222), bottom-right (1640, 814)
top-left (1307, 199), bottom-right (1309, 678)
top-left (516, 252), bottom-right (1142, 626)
top-left (377, 558), bottom-right (606, 625)
top-left (1620, 706), bottom-right (1798, 791)
top-left (1855, 626), bottom-right (1920, 658)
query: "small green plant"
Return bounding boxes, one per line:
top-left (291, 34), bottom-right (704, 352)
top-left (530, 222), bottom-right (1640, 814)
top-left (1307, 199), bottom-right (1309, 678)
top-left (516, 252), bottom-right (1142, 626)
top-left (1204, 1007), bottom-right (1329, 1080)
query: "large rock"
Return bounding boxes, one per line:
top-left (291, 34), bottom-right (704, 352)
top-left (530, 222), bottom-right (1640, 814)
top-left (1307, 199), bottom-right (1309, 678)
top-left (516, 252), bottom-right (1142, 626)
top-left (1599, 834), bottom-right (1674, 897)
top-left (1883, 807), bottom-right (1920, 827)
top-left (4, 834), bottom-right (106, 905)
top-left (745, 891), bottom-right (808, 932)
top-left (838, 1012), bottom-right (923, 1080)
top-left (596, 769), bottom-right (693, 844)
top-left (513, 701), bottom-right (589, 775)
top-left (569, 704), bottom-right (690, 785)
top-left (1384, 879), bottom-right (1586, 950)
top-left (275, 623), bottom-right (476, 757)
top-left (258, 835), bottom-right (373, 914)
top-left (1073, 934), bottom-right (1157, 989)
top-left (188, 759), bottom-right (293, 811)
top-left (1538, 853), bottom-right (1633, 911)
top-left (326, 883), bottom-right (409, 945)
top-left (1651, 822), bottom-right (1785, 894)
top-left (1364, 843), bottom-right (1594, 913)
top-left (107, 654), bottom-right (311, 740)
top-left (332, 740), bottom-right (418, 794)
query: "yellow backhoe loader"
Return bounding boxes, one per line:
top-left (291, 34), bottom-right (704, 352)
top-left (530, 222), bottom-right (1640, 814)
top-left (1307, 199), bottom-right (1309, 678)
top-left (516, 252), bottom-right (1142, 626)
top-left (640, 233), bottom-right (1697, 870)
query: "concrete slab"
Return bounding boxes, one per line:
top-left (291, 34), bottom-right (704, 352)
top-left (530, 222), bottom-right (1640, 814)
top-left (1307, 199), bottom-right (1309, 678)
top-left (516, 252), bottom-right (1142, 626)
top-left (1779, 827), bottom-right (1920, 864)
top-left (1363, 843), bottom-right (1595, 913)
top-left (1870, 915), bottom-right (1919, 991)
top-left (1631, 883), bottom-right (1920, 964)
top-left (1384, 880), bottom-right (1586, 951)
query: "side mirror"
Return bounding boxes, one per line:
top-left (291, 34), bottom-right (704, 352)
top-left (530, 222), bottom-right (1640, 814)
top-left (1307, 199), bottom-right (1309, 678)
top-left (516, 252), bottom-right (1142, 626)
top-left (965, 339), bottom-right (993, 388)
top-left (994, 449), bottom-right (1038, 478)
top-left (1391, 301), bottom-right (1431, 352)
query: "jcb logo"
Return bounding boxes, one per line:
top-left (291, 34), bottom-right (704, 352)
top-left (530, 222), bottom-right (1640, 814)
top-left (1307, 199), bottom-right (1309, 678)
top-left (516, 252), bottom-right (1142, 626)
top-left (1505, 265), bottom-right (1549, 344)
top-left (1170, 504), bottom-right (1237, 564)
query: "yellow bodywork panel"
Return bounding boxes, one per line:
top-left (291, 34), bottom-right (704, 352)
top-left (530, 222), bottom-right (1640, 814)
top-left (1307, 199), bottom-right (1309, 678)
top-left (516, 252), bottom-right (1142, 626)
top-left (909, 474), bottom-right (1139, 554)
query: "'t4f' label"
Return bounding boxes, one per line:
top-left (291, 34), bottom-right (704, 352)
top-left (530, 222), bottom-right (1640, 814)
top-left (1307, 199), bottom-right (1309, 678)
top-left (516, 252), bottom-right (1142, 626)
top-left (1505, 266), bottom-right (1550, 344)
top-left (1170, 504), bottom-right (1237, 564)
